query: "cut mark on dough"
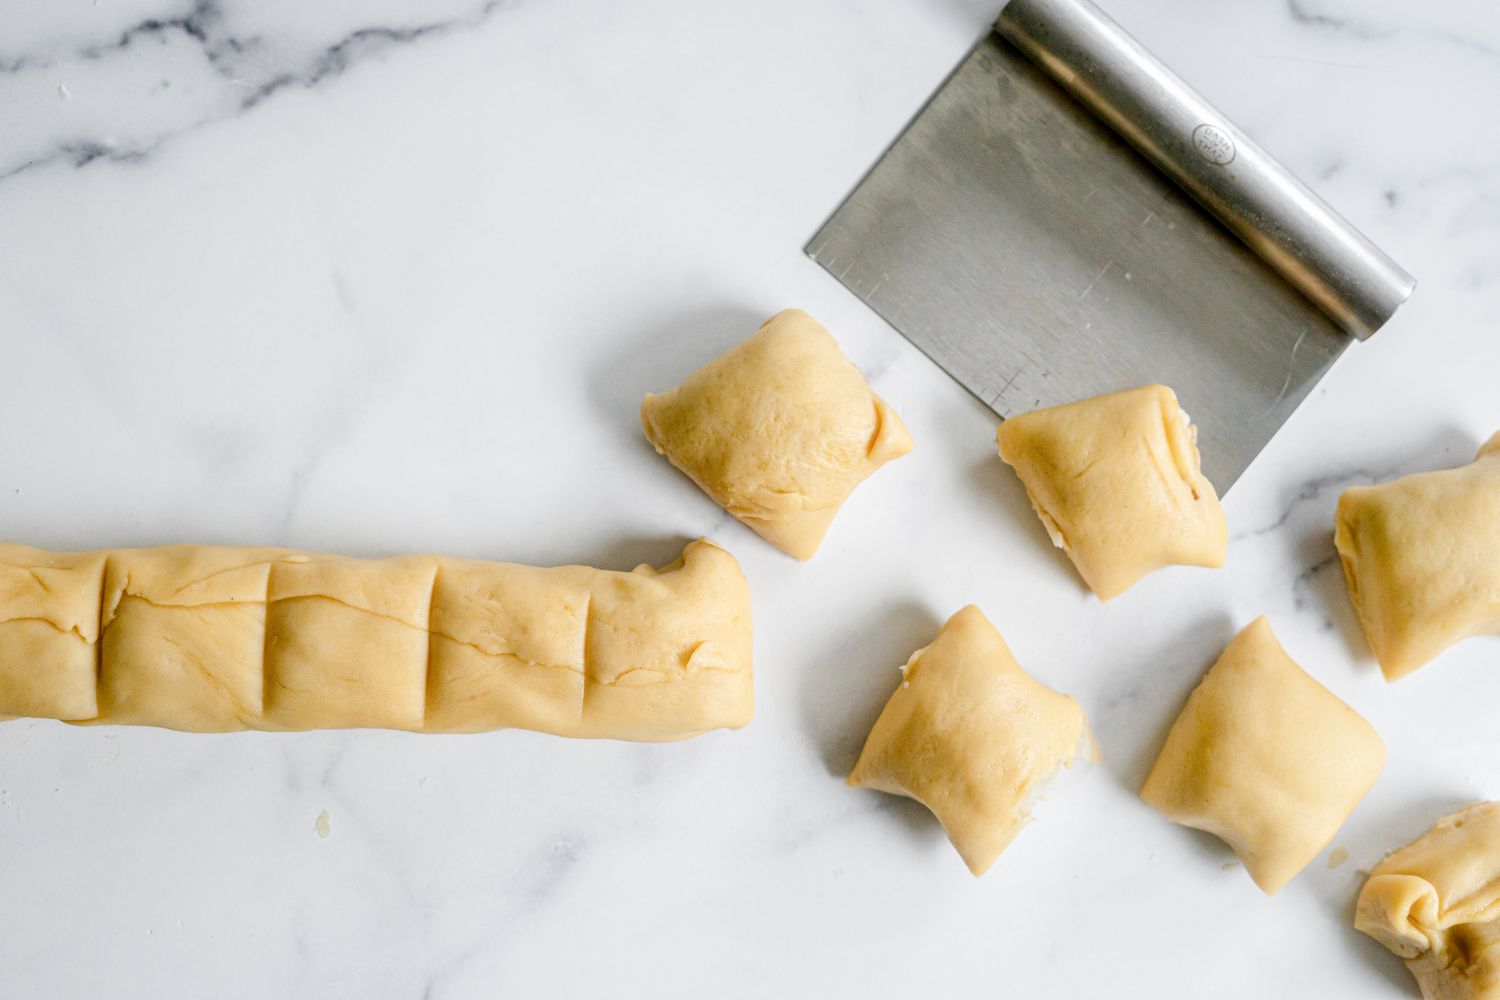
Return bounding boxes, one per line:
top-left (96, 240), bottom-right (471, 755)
top-left (315, 809), bottom-right (331, 839)
top-left (578, 593), bottom-right (593, 725)
top-left (421, 564), bottom-right (440, 726)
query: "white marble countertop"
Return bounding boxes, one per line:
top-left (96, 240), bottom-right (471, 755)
top-left (2, 1), bottom-right (1497, 996)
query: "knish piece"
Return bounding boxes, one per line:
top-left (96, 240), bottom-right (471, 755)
top-left (1335, 434), bottom-right (1500, 680)
top-left (1356, 802), bottom-right (1500, 1000)
top-left (641, 309), bottom-right (913, 560)
top-left (848, 605), bottom-right (1089, 876)
top-left (0, 539), bottom-right (752, 741)
top-left (996, 385), bottom-right (1226, 600)
top-left (1141, 616), bottom-right (1384, 895)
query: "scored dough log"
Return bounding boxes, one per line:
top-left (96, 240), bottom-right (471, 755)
top-left (0, 539), bottom-right (752, 740)
top-left (1335, 433), bottom-right (1500, 681)
top-left (1141, 616), bottom-right (1385, 895)
top-left (641, 308), bottom-right (913, 560)
top-left (1356, 802), bottom-right (1500, 1000)
top-left (997, 385), bottom-right (1226, 601)
top-left (848, 605), bottom-right (1090, 877)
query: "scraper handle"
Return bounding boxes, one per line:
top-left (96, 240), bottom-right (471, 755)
top-left (995, 0), bottom-right (1414, 340)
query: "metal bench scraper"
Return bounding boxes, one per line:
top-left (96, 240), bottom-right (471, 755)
top-left (807, 0), bottom-right (1415, 490)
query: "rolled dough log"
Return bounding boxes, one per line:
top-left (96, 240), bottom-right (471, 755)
top-left (0, 539), bottom-right (752, 740)
top-left (997, 385), bottom-right (1226, 601)
top-left (1356, 802), bottom-right (1500, 1000)
top-left (1335, 433), bottom-right (1500, 680)
top-left (641, 309), bottom-right (912, 560)
top-left (848, 605), bottom-right (1090, 876)
top-left (1141, 616), bottom-right (1385, 895)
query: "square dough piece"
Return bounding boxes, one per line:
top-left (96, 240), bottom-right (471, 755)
top-left (579, 539), bottom-right (753, 741)
top-left (263, 555), bottom-right (436, 731)
top-left (1356, 802), bottom-right (1500, 1000)
top-left (0, 544), bottom-right (106, 721)
top-left (1335, 433), bottom-right (1500, 681)
top-left (425, 559), bottom-right (593, 735)
top-left (848, 605), bottom-right (1089, 876)
top-left (1141, 616), bottom-right (1385, 895)
top-left (997, 385), bottom-right (1226, 601)
top-left (97, 546), bottom-right (285, 732)
top-left (641, 309), bottom-right (913, 560)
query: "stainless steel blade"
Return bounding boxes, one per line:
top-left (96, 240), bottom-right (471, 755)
top-left (808, 33), bottom-right (1350, 491)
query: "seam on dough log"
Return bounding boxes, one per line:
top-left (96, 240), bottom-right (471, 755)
top-left (269, 593), bottom-right (428, 632)
top-left (427, 631), bottom-right (585, 676)
top-left (156, 556), bottom-right (288, 602)
top-left (0, 616), bottom-right (92, 640)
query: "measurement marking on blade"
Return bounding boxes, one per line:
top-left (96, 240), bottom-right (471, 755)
top-left (997, 366), bottom-right (1026, 397)
top-left (1136, 210), bottom-right (1157, 232)
top-left (1078, 261), bottom-right (1115, 300)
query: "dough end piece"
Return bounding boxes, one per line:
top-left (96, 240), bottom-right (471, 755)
top-left (1356, 802), bottom-right (1500, 1000)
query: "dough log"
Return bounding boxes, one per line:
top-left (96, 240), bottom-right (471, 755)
top-left (1356, 802), bottom-right (1500, 1000)
top-left (1335, 433), bottom-right (1500, 680)
top-left (0, 539), bottom-right (752, 740)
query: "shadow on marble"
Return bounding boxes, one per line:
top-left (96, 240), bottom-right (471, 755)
top-left (870, 788), bottom-right (952, 851)
top-left (797, 598), bottom-right (942, 781)
top-left (962, 445), bottom-right (1086, 594)
top-left (1090, 610), bottom-right (1238, 795)
top-left (583, 304), bottom-right (766, 453)
top-left (1290, 423), bottom-right (1476, 674)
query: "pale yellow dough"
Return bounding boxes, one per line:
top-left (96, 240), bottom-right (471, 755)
top-left (1141, 616), bottom-right (1385, 894)
top-left (848, 605), bottom-right (1089, 876)
top-left (1335, 433), bottom-right (1500, 681)
top-left (996, 385), bottom-right (1227, 600)
top-left (641, 309), bottom-right (913, 560)
top-left (1356, 802), bottom-right (1500, 1000)
top-left (0, 539), bottom-right (752, 740)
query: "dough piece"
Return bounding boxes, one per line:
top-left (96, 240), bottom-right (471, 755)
top-left (425, 560), bottom-right (593, 736)
top-left (1140, 616), bottom-right (1385, 895)
top-left (1356, 802), bottom-right (1500, 1000)
top-left (848, 605), bottom-right (1089, 876)
top-left (641, 309), bottom-right (913, 560)
top-left (0, 545), bottom-right (107, 721)
top-left (1335, 434), bottom-right (1500, 680)
top-left (996, 385), bottom-right (1226, 600)
top-left (99, 546), bottom-right (283, 732)
top-left (579, 543), bottom-right (754, 741)
top-left (0, 540), bottom-right (752, 740)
